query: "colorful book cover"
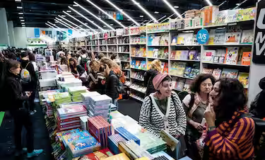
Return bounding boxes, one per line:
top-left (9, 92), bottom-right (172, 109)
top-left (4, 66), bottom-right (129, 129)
top-left (184, 67), bottom-right (192, 78)
top-left (131, 60), bottom-right (136, 68)
top-left (79, 148), bottom-right (114, 160)
top-left (171, 36), bottom-right (178, 45)
top-left (180, 50), bottom-right (189, 60)
top-left (175, 50), bottom-right (182, 60)
top-left (214, 28), bottom-right (226, 44)
top-left (241, 52), bottom-right (251, 66)
top-left (188, 50), bottom-right (199, 60)
top-left (170, 51), bottom-right (176, 60)
top-left (238, 72), bottom-right (249, 88)
top-left (225, 47), bottom-right (239, 65)
top-left (135, 61), bottom-right (140, 68)
top-left (225, 27), bottom-right (242, 44)
top-left (241, 30), bottom-right (254, 44)
top-left (212, 69), bottom-right (222, 80)
top-left (202, 50), bottom-right (216, 63)
top-left (214, 10), bottom-right (228, 25)
top-left (57, 105), bottom-right (86, 117)
top-left (163, 63), bottom-right (169, 73)
top-left (202, 68), bottom-right (213, 74)
top-left (227, 10), bottom-right (238, 23)
top-left (140, 61), bottom-right (146, 70)
top-left (221, 68), bottom-right (239, 79)
top-left (207, 29), bottom-right (215, 45)
top-left (190, 68), bottom-right (200, 78)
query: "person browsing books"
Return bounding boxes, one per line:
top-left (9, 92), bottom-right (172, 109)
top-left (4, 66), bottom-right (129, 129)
top-left (182, 74), bottom-right (215, 160)
top-left (139, 73), bottom-right (186, 138)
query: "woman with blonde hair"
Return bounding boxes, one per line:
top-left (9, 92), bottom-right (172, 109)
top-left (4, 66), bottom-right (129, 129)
top-left (144, 60), bottom-right (162, 96)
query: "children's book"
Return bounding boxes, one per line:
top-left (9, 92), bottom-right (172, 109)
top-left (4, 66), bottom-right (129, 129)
top-left (184, 67), bottom-right (192, 78)
top-left (177, 33), bottom-right (193, 45)
top-left (202, 50), bottom-right (216, 63)
top-left (212, 69), bottom-right (222, 80)
top-left (238, 72), bottom-right (249, 88)
top-left (241, 52), bottom-right (251, 66)
top-left (171, 51), bottom-right (176, 60)
top-left (171, 36), bottom-right (178, 45)
top-left (180, 50), bottom-right (189, 60)
top-left (190, 68), bottom-right (200, 78)
top-left (207, 29), bottom-right (215, 45)
top-left (175, 50), bottom-right (182, 60)
top-left (225, 47), bottom-right (239, 65)
top-left (202, 68), bottom-right (213, 74)
top-left (241, 30), bottom-right (254, 44)
top-left (215, 10), bottom-right (228, 25)
top-left (221, 68), bottom-right (239, 79)
top-left (225, 27), bottom-right (242, 44)
top-left (135, 61), bottom-right (141, 68)
top-left (214, 29), bottom-right (226, 44)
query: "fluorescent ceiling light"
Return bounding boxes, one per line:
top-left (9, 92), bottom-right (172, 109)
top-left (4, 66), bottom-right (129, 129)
top-left (205, 0), bottom-right (213, 6)
top-left (140, 15), bottom-right (144, 17)
top-left (218, 1), bottom-right (227, 7)
top-left (15, 0), bottom-right (21, 2)
top-left (104, 0), bottom-right (140, 26)
top-left (110, 24), bottom-right (113, 25)
top-left (234, 0), bottom-right (247, 9)
top-left (162, 0), bottom-right (182, 19)
top-left (63, 11), bottom-right (96, 32)
top-left (73, 4), bottom-right (78, 7)
top-left (73, 2), bottom-right (114, 30)
top-left (174, 6), bottom-right (179, 8)
top-left (69, 6), bottom-right (104, 31)
top-left (21, 23), bottom-right (25, 25)
top-left (158, 15), bottom-right (167, 22)
top-left (17, 6), bottom-right (22, 9)
top-left (154, 11), bottom-right (159, 14)
top-left (131, 0), bottom-right (158, 22)
top-left (20, 20), bottom-right (24, 21)
top-left (85, 0), bottom-right (126, 28)
top-left (19, 17), bottom-right (23, 19)
top-left (67, 10), bottom-right (71, 12)
top-left (55, 20), bottom-right (71, 29)
top-left (55, 18), bottom-right (78, 31)
top-left (58, 15), bottom-right (87, 32)
top-left (18, 12), bottom-right (23, 14)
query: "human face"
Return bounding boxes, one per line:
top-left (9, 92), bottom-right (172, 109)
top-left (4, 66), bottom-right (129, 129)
top-left (200, 78), bottom-right (213, 94)
top-left (10, 65), bottom-right (21, 75)
top-left (209, 81), bottom-right (220, 107)
top-left (158, 80), bottom-right (172, 98)
top-left (70, 61), bottom-right (74, 65)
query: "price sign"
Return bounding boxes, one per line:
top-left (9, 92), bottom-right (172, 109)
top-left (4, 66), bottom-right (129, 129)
top-left (104, 33), bottom-right (108, 41)
top-left (196, 29), bottom-right (209, 44)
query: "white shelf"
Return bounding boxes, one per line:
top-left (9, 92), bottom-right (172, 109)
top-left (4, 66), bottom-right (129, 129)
top-left (170, 59), bottom-right (200, 62)
top-left (171, 45), bottom-right (201, 47)
top-left (147, 57), bottom-right (168, 60)
top-left (131, 56), bottom-right (146, 59)
top-left (118, 44), bottom-right (130, 45)
top-left (177, 26), bottom-right (202, 31)
top-left (130, 44), bottom-right (146, 45)
top-left (170, 74), bottom-right (194, 80)
top-left (148, 45), bottom-right (169, 47)
top-left (204, 44), bottom-right (252, 47)
top-left (202, 62), bottom-right (250, 67)
top-left (130, 87), bottom-right (146, 94)
top-left (118, 52), bottom-right (130, 54)
top-left (147, 31), bottom-right (169, 34)
top-left (107, 44), bottom-right (117, 46)
top-left (130, 33), bottom-right (143, 36)
top-left (130, 95), bottom-right (144, 102)
top-left (131, 77), bottom-right (144, 81)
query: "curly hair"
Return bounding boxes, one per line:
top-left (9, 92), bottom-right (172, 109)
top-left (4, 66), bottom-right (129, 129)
top-left (215, 78), bottom-right (247, 121)
top-left (190, 74), bottom-right (215, 93)
top-left (150, 60), bottom-right (162, 72)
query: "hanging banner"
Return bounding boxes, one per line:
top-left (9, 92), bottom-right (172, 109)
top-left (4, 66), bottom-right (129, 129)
top-left (34, 28), bottom-right (40, 38)
top-left (253, 0), bottom-right (265, 64)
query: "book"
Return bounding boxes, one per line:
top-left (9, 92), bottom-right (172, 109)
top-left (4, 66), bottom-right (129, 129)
top-left (170, 51), bottom-right (176, 60)
top-left (202, 50), bottom-right (216, 63)
top-left (190, 68), bottom-right (200, 78)
top-left (177, 33), bottom-right (193, 45)
top-left (241, 52), bottom-right (251, 66)
top-left (188, 50), bottom-right (199, 60)
top-left (183, 80), bottom-right (192, 92)
top-left (184, 67), bottom-right (192, 78)
top-left (225, 47), bottom-right (239, 65)
top-left (241, 30), bottom-right (254, 44)
top-left (202, 68), bottom-right (213, 74)
top-left (238, 72), bottom-right (249, 88)
top-left (225, 27), bottom-right (242, 44)
top-left (171, 36), bottom-right (178, 45)
top-left (78, 148), bottom-right (114, 160)
top-left (227, 10), bottom-right (239, 23)
top-left (214, 10), bottom-right (228, 25)
top-left (207, 29), bottom-right (215, 45)
top-left (180, 50), bottom-right (189, 60)
top-left (175, 50), bottom-right (182, 60)
top-left (212, 69), bottom-right (222, 80)
top-left (221, 68), bottom-right (239, 79)
top-left (214, 29), bottom-right (226, 44)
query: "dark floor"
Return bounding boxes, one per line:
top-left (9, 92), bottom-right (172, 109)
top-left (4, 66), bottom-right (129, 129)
top-left (0, 98), bottom-right (142, 160)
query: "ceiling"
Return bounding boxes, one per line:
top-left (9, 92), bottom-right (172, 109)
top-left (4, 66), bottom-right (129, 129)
top-left (0, 0), bottom-right (258, 29)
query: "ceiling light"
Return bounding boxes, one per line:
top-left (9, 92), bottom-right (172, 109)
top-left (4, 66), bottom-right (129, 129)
top-left (104, 0), bottom-right (140, 26)
top-left (131, 0), bottom-right (158, 22)
top-left (15, 0), bottom-right (21, 2)
top-left (55, 18), bottom-right (78, 31)
top-left (19, 17), bottom-right (23, 19)
top-left (17, 6), bottom-right (22, 9)
top-left (69, 6), bottom-right (104, 31)
top-left (154, 11), bottom-right (159, 14)
top-left (20, 20), bottom-right (24, 21)
top-left (236, 3), bottom-right (240, 6)
top-left (162, 0), bottom-right (182, 19)
top-left (110, 24), bottom-right (113, 25)
top-left (58, 15), bottom-right (86, 31)
top-left (140, 15), bottom-right (144, 17)
top-left (205, 0), bottom-right (213, 6)
top-left (234, 0), bottom-right (247, 9)
top-left (174, 6), bottom-right (179, 8)
top-left (158, 15), bottom-right (167, 22)
top-left (55, 20), bottom-right (71, 29)
top-left (73, 2), bottom-right (114, 30)
top-left (21, 23), bottom-right (25, 25)
top-left (73, 4), bottom-right (78, 7)
top-left (63, 11), bottom-right (96, 32)
top-left (18, 12), bottom-right (23, 14)
top-left (85, 0), bottom-right (126, 28)
top-left (67, 10), bottom-right (71, 12)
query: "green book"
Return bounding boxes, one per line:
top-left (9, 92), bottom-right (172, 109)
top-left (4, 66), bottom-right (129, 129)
top-left (0, 112), bottom-right (5, 127)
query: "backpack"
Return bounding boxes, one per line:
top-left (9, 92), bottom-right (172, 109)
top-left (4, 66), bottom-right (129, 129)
top-left (110, 74), bottom-right (125, 94)
top-left (80, 56), bottom-right (88, 68)
top-left (20, 62), bottom-right (31, 84)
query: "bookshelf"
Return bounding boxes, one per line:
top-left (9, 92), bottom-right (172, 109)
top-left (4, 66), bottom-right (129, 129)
top-left (67, 6), bottom-right (256, 102)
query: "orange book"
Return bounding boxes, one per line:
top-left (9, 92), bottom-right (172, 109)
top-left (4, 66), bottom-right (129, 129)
top-left (241, 52), bottom-right (251, 66)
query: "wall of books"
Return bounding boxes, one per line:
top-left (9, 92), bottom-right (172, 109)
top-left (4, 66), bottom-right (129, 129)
top-left (69, 6), bottom-right (256, 102)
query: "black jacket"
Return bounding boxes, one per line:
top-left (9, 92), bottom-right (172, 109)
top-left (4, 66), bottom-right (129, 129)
top-left (21, 59), bottom-right (37, 91)
top-left (3, 72), bottom-right (28, 111)
top-left (250, 77), bottom-right (265, 119)
top-left (144, 69), bottom-right (158, 96)
top-left (105, 71), bottom-right (119, 101)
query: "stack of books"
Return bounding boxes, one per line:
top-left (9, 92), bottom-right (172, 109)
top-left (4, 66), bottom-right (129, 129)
top-left (89, 95), bottom-right (112, 120)
top-left (54, 92), bottom-right (72, 106)
top-left (103, 153), bottom-right (130, 160)
top-left (108, 134), bottom-right (127, 154)
top-left (75, 148), bottom-right (114, 160)
top-left (88, 116), bottom-right (112, 148)
top-left (62, 131), bottom-right (101, 158)
top-left (81, 92), bottom-right (101, 111)
top-left (56, 104), bottom-right (87, 131)
top-left (115, 127), bottom-right (140, 145)
top-left (68, 86), bottom-right (88, 102)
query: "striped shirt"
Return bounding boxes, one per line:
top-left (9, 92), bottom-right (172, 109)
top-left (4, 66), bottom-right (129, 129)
top-left (205, 111), bottom-right (255, 160)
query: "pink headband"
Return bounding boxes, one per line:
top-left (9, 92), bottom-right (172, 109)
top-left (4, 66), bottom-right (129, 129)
top-left (153, 73), bottom-right (169, 90)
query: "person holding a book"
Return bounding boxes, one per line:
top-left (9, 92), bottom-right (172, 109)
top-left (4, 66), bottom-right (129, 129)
top-left (144, 60), bottom-right (162, 96)
top-left (203, 78), bottom-right (255, 160)
top-left (3, 60), bottom-right (43, 158)
top-left (182, 74), bottom-right (215, 160)
top-left (139, 73), bottom-right (187, 138)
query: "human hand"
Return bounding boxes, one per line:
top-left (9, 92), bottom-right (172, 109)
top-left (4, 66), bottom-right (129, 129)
top-left (25, 91), bottom-right (32, 97)
top-left (204, 104), bottom-right (216, 127)
top-left (191, 121), bottom-right (204, 131)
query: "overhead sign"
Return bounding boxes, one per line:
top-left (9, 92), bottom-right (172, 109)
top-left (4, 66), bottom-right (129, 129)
top-left (34, 28), bottom-right (40, 38)
top-left (253, 0), bottom-right (265, 64)
top-left (196, 29), bottom-right (209, 44)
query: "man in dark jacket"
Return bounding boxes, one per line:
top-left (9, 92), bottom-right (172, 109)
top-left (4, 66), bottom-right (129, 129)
top-left (105, 70), bottom-right (119, 103)
top-left (20, 52), bottom-right (38, 114)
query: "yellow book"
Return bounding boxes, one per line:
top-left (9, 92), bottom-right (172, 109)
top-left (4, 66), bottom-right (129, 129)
top-left (175, 51), bottom-right (182, 60)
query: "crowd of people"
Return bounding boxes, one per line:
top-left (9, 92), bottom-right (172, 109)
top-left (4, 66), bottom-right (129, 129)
top-left (0, 47), bottom-right (264, 160)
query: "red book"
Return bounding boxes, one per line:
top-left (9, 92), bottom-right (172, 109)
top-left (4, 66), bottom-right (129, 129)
top-left (81, 148), bottom-right (114, 160)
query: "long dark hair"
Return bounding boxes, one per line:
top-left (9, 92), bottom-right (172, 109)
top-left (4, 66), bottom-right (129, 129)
top-left (190, 74), bottom-right (215, 93)
top-left (215, 78), bottom-right (247, 121)
top-left (69, 58), bottom-right (77, 68)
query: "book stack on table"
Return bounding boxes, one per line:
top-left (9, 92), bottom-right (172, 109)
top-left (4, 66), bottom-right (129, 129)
top-left (54, 92), bottom-right (72, 106)
top-left (57, 104), bottom-right (87, 131)
top-left (81, 92), bottom-right (101, 110)
top-left (68, 86), bottom-right (88, 102)
top-left (108, 134), bottom-right (127, 154)
top-left (115, 127), bottom-right (140, 145)
top-left (89, 95), bottom-right (112, 120)
top-left (88, 116), bottom-right (112, 148)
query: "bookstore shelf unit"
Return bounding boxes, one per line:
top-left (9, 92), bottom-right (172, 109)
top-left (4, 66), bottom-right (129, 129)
top-left (68, 6), bottom-right (255, 102)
